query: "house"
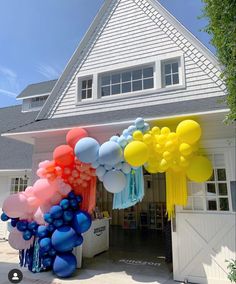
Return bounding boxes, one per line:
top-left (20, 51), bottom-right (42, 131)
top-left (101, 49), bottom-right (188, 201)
top-left (1, 0), bottom-right (235, 283)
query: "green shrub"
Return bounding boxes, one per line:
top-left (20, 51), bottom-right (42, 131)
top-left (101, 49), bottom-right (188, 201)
top-left (226, 259), bottom-right (236, 283)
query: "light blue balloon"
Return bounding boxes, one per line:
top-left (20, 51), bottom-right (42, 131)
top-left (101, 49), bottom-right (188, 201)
top-left (98, 175), bottom-right (104, 182)
top-left (110, 135), bottom-right (119, 142)
top-left (122, 163), bottom-right (131, 174)
top-left (74, 137), bottom-right (100, 163)
top-left (95, 166), bottom-right (106, 178)
top-left (99, 141), bottom-right (123, 166)
top-left (104, 164), bottom-right (113, 171)
top-left (126, 135), bottom-right (133, 142)
top-left (122, 129), bottom-right (129, 138)
top-left (127, 125), bottom-right (136, 134)
top-left (115, 162), bottom-right (122, 170)
top-left (142, 123), bottom-right (150, 133)
top-left (91, 160), bottom-right (99, 169)
top-left (118, 136), bottom-right (128, 148)
top-left (103, 170), bottom-right (127, 193)
top-left (135, 117), bottom-right (145, 129)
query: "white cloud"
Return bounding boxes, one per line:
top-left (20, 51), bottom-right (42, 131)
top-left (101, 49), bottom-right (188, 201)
top-left (36, 63), bottom-right (60, 79)
top-left (0, 66), bottom-right (19, 98)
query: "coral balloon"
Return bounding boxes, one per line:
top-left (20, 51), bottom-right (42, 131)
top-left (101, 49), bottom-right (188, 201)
top-left (124, 141), bottom-right (148, 167)
top-left (186, 156), bottom-right (213, 182)
top-left (53, 145), bottom-right (74, 167)
top-left (176, 120), bottom-right (201, 144)
top-left (66, 127), bottom-right (88, 149)
top-left (3, 193), bottom-right (29, 218)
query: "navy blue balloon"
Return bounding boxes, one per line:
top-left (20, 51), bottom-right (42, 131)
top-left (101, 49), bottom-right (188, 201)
top-left (40, 238), bottom-right (52, 252)
top-left (53, 219), bottom-right (64, 228)
top-left (51, 226), bottom-right (78, 252)
top-left (1, 212), bottom-right (9, 221)
top-left (37, 225), bottom-right (49, 238)
top-left (44, 213), bottom-right (53, 224)
top-left (11, 219), bottom-right (18, 227)
top-left (23, 230), bottom-right (32, 240)
top-left (63, 210), bottom-right (74, 222)
top-left (69, 199), bottom-right (78, 209)
top-left (28, 221), bottom-right (38, 230)
top-left (42, 257), bottom-right (53, 268)
top-left (68, 191), bottom-right (76, 199)
top-left (76, 195), bottom-right (83, 203)
top-left (73, 211), bottom-right (92, 234)
top-left (53, 252), bottom-right (77, 278)
top-left (16, 220), bottom-right (28, 232)
top-left (74, 234), bottom-right (83, 247)
top-left (60, 199), bottom-right (70, 210)
top-left (50, 205), bottom-right (63, 219)
top-left (48, 248), bottom-right (57, 257)
top-left (47, 224), bottom-right (55, 233)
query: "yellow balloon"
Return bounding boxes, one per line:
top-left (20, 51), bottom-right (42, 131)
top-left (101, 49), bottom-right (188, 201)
top-left (179, 143), bottom-right (193, 156)
top-left (156, 134), bottom-right (167, 145)
top-left (155, 144), bottom-right (164, 153)
top-left (165, 140), bottom-right (176, 152)
top-left (143, 134), bottom-right (153, 144)
top-left (168, 132), bottom-right (178, 142)
top-left (133, 130), bottom-right (143, 141)
top-left (163, 151), bottom-right (173, 161)
top-left (161, 127), bottom-right (171, 136)
top-left (151, 126), bottom-right (160, 135)
top-left (179, 156), bottom-right (189, 167)
top-left (159, 159), bottom-right (169, 171)
top-left (176, 120), bottom-right (202, 144)
top-left (124, 141), bottom-right (148, 167)
top-left (186, 156), bottom-right (213, 182)
top-left (145, 162), bottom-right (159, 174)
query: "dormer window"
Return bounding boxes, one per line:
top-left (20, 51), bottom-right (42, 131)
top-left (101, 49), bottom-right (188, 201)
top-left (162, 59), bottom-right (180, 87)
top-left (81, 79), bottom-right (93, 100)
top-left (31, 95), bottom-right (48, 108)
top-left (100, 65), bottom-right (154, 97)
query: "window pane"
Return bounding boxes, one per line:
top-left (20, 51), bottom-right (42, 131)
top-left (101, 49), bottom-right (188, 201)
top-left (87, 79), bottom-right (92, 88)
top-left (112, 74), bottom-right (120, 84)
top-left (193, 197), bottom-right (204, 210)
top-left (172, 74), bottom-right (179, 85)
top-left (122, 82), bottom-right (131, 93)
top-left (143, 67), bottom-right (153, 78)
top-left (82, 80), bottom-right (87, 89)
top-left (207, 199), bottom-right (217, 210)
top-left (82, 90), bottom-right (87, 100)
top-left (112, 84), bottom-right (121, 95)
top-left (217, 169), bottom-right (226, 181)
top-left (208, 171), bottom-right (215, 181)
top-left (132, 80), bottom-right (142, 91)
top-left (143, 78), bottom-right (154, 89)
top-left (184, 197), bottom-right (193, 210)
top-left (101, 86), bottom-right (110, 97)
top-left (122, 72), bottom-right (131, 82)
top-left (219, 198), bottom-right (229, 211)
top-left (218, 183), bottom-right (228, 195)
top-left (164, 64), bottom-right (171, 74)
top-left (132, 69), bottom-right (142, 80)
top-left (172, 62), bottom-right (179, 73)
top-left (87, 89), bottom-right (92, 99)
top-left (165, 75), bottom-right (172, 86)
top-left (206, 183), bottom-right (216, 195)
top-left (101, 75), bottom-right (110, 86)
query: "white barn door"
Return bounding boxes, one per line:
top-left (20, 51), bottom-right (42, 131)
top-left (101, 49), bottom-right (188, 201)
top-left (172, 150), bottom-right (236, 284)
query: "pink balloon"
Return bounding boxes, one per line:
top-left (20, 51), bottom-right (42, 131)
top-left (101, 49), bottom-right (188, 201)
top-left (58, 184), bottom-right (71, 196)
top-left (3, 193), bottom-right (29, 218)
top-left (50, 192), bottom-right (63, 205)
top-left (23, 186), bottom-right (34, 197)
top-left (33, 207), bottom-right (45, 225)
top-left (39, 160), bottom-right (50, 168)
top-left (37, 168), bottom-right (45, 178)
top-left (8, 228), bottom-right (34, 250)
top-left (33, 179), bottom-right (58, 201)
top-left (27, 196), bottom-right (42, 207)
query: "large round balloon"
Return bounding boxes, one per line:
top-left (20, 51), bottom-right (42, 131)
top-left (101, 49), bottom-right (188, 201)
top-left (33, 179), bottom-right (58, 202)
top-left (66, 127), bottom-right (88, 149)
top-left (176, 120), bottom-right (201, 145)
top-left (8, 228), bottom-right (34, 250)
top-left (3, 193), bottom-right (29, 218)
top-left (73, 211), bottom-right (92, 234)
top-left (186, 156), bottom-right (213, 182)
top-left (74, 137), bottom-right (100, 163)
top-left (51, 226), bottom-right (78, 252)
top-left (53, 145), bottom-right (74, 167)
top-left (103, 170), bottom-right (127, 193)
top-left (53, 252), bottom-right (77, 278)
top-left (99, 141), bottom-right (123, 166)
top-left (124, 141), bottom-right (148, 167)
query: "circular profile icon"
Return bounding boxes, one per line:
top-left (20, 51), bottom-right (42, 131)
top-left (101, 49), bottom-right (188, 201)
top-left (8, 269), bottom-right (23, 283)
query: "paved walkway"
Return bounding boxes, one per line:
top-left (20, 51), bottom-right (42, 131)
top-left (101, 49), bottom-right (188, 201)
top-left (0, 240), bottom-right (180, 284)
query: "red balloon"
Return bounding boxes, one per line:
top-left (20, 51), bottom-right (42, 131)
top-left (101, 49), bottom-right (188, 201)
top-left (53, 145), bottom-right (74, 167)
top-left (66, 128), bottom-right (88, 149)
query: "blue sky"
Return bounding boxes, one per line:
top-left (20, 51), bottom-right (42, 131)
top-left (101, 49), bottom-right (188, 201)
top-left (0, 0), bottom-right (213, 108)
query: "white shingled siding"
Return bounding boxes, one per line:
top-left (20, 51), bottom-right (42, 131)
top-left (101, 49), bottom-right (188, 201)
top-left (47, 0), bottom-right (226, 119)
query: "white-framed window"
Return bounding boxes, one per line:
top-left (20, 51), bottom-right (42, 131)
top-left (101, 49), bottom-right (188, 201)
top-left (161, 59), bottom-right (180, 87)
top-left (10, 177), bottom-right (28, 194)
top-left (77, 77), bottom-right (93, 101)
top-left (184, 153), bottom-right (231, 212)
top-left (100, 65), bottom-right (154, 97)
top-left (30, 95), bottom-right (48, 108)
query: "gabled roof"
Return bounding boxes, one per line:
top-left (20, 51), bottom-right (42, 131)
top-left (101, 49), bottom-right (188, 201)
top-left (0, 105), bottom-right (38, 170)
top-left (36, 0), bottom-right (221, 121)
top-left (16, 79), bottom-right (57, 100)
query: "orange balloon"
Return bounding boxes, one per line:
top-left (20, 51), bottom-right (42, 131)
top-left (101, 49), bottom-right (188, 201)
top-left (66, 127), bottom-right (88, 149)
top-left (53, 145), bottom-right (74, 167)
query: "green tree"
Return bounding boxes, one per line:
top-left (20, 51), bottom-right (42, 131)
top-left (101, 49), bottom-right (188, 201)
top-left (201, 0), bottom-right (236, 121)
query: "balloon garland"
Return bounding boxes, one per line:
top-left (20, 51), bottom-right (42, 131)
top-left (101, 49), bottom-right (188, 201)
top-left (1, 117), bottom-right (213, 278)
